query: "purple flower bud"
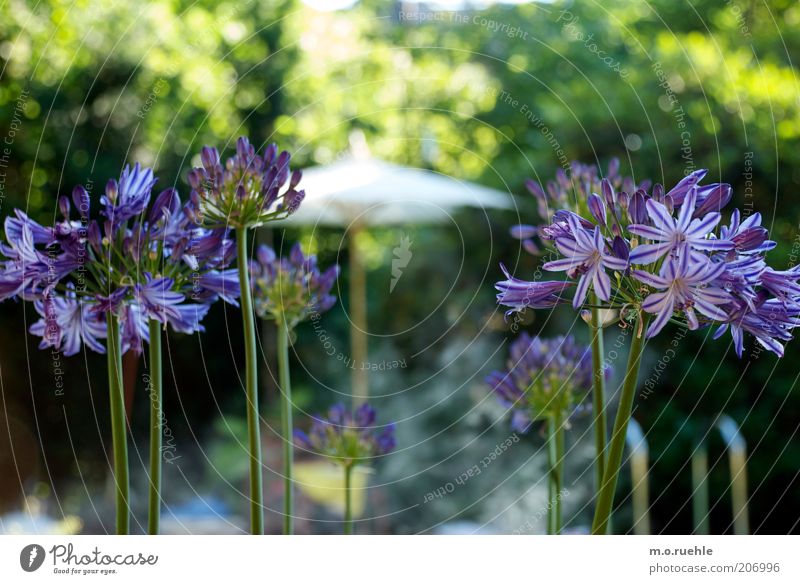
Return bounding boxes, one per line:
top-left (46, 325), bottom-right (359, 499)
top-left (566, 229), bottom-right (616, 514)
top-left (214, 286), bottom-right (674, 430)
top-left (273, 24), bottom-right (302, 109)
top-left (72, 186), bottom-right (90, 217)
top-left (629, 192), bottom-right (647, 224)
top-left (651, 183), bottom-right (664, 201)
top-left (105, 179), bottom-right (118, 203)
top-left (320, 265), bottom-right (340, 288)
top-left (289, 169), bottom-right (302, 190)
top-left (276, 150), bottom-right (291, 170)
top-left (263, 143), bottom-right (278, 165)
top-left (262, 165), bottom-right (278, 191)
top-left (694, 183), bottom-right (732, 217)
top-left (171, 238), bottom-right (188, 262)
top-left (611, 235), bottom-right (630, 262)
top-left (284, 189), bottom-right (305, 214)
top-left (510, 224), bottom-right (537, 240)
top-left (200, 146), bottom-right (220, 171)
top-left (664, 194), bottom-right (675, 215)
top-left (258, 185), bottom-right (276, 212)
top-left (607, 157), bottom-right (620, 178)
top-left (733, 227), bottom-right (768, 251)
top-left (149, 188), bottom-right (179, 223)
top-left (289, 243), bottom-right (305, 266)
top-left (236, 137), bottom-right (251, 160)
top-left (666, 169), bottom-right (708, 204)
top-left (601, 178), bottom-right (615, 207)
top-left (617, 191), bottom-right (629, 211)
top-left (58, 195), bottom-right (71, 219)
top-left (588, 193), bottom-right (607, 224)
top-left (555, 168), bottom-right (569, 189)
top-left (235, 184), bottom-right (246, 201)
top-left (257, 245), bottom-right (276, 265)
top-left (187, 169), bottom-right (203, 190)
top-left (524, 179), bottom-right (546, 199)
top-left (522, 239), bottom-right (539, 255)
top-left (88, 221), bottom-right (102, 252)
top-left (621, 177), bottom-right (635, 194)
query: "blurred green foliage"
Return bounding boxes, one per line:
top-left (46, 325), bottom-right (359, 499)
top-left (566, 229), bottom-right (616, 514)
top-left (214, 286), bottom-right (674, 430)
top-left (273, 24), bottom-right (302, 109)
top-left (1, 0), bottom-right (798, 533)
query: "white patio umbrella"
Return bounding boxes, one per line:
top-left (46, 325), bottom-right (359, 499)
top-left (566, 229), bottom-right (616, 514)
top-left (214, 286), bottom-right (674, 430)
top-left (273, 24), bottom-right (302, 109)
top-left (281, 155), bottom-right (514, 404)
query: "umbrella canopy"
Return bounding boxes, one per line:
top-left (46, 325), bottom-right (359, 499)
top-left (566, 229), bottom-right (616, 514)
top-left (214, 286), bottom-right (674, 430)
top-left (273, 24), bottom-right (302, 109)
top-left (283, 157), bottom-right (514, 227)
top-left (278, 156), bottom-right (515, 405)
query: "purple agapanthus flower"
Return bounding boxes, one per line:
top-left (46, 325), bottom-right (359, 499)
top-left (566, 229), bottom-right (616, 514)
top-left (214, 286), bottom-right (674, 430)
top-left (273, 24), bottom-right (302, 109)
top-left (162, 302), bottom-right (211, 335)
top-left (497, 163), bottom-right (800, 357)
top-left (633, 251), bottom-right (730, 338)
top-left (134, 274), bottom-right (186, 324)
top-left (543, 213), bottom-right (628, 307)
top-left (101, 163), bottom-right (157, 226)
top-left (513, 159), bottom-right (648, 255)
top-left (713, 292), bottom-right (800, 357)
top-left (195, 269), bottom-right (241, 306)
top-left (495, 263), bottom-right (572, 317)
top-left (628, 187), bottom-right (733, 265)
top-left (4, 163), bottom-right (240, 356)
top-left (250, 243), bottom-right (339, 328)
top-left (486, 333), bottom-right (599, 433)
top-left (0, 216), bottom-right (79, 300)
top-left (717, 209), bottom-right (775, 254)
top-left (758, 266), bottom-right (800, 306)
top-left (29, 286), bottom-right (107, 356)
top-left (188, 137), bottom-right (305, 229)
top-left (294, 402), bottom-right (396, 467)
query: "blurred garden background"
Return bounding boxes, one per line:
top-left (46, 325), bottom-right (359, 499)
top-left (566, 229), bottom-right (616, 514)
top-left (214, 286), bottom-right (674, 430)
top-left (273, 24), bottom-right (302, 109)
top-left (1, 0), bottom-right (798, 534)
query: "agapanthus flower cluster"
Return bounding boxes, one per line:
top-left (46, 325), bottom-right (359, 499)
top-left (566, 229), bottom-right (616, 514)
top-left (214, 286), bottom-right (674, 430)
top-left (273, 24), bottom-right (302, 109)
top-left (294, 403), bottom-right (396, 468)
top-left (511, 159), bottom-right (650, 254)
top-left (486, 333), bottom-right (598, 433)
top-left (0, 163), bottom-right (240, 355)
top-left (250, 243), bottom-right (339, 329)
top-left (497, 165), bottom-right (800, 357)
top-left (188, 137), bottom-right (306, 229)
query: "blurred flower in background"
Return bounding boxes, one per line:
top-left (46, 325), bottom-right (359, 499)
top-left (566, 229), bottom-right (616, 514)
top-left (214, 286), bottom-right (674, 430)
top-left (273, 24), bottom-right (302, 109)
top-left (250, 242), bottom-right (339, 330)
top-left (295, 403), bottom-right (396, 468)
top-left (486, 333), bottom-right (597, 433)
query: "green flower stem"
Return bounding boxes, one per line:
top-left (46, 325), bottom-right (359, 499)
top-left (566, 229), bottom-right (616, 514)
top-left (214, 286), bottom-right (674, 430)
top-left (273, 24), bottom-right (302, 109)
top-left (147, 319), bottom-right (162, 535)
top-left (591, 313), bottom-right (650, 535)
top-left (344, 464), bottom-right (353, 535)
top-left (547, 411), bottom-right (564, 535)
top-left (277, 318), bottom-right (294, 535)
top-left (237, 227), bottom-right (264, 535)
top-left (106, 313), bottom-right (129, 535)
top-left (589, 294), bottom-right (608, 494)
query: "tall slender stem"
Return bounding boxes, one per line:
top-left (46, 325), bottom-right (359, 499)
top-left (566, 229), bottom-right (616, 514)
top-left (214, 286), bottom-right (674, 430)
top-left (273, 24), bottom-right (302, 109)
top-left (277, 319), bottom-right (294, 534)
top-left (147, 319), bottom-right (162, 535)
top-left (691, 440), bottom-right (710, 534)
top-left (349, 226), bottom-right (368, 406)
top-left (237, 228), bottom-right (263, 535)
top-left (344, 464), bottom-right (353, 535)
top-left (106, 313), bottom-right (129, 535)
top-left (547, 412), bottom-right (564, 535)
top-left (589, 293), bottom-right (607, 493)
top-left (591, 313), bottom-right (650, 535)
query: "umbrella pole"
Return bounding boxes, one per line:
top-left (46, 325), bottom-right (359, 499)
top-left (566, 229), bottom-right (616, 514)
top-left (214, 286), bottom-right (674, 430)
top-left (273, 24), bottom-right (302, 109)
top-left (349, 225), bottom-right (368, 406)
